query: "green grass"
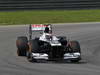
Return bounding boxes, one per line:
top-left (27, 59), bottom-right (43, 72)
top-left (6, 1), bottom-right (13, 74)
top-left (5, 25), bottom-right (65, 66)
top-left (0, 9), bottom-right (100, 25)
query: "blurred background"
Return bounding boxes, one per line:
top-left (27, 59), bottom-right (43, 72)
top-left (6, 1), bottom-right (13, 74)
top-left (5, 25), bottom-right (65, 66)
top-left (0, 0), bottom-right (100, 11)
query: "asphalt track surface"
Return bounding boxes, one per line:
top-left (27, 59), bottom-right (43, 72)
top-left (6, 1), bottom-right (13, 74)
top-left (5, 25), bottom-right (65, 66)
top-left (0, 23), bottom-right (100, 75)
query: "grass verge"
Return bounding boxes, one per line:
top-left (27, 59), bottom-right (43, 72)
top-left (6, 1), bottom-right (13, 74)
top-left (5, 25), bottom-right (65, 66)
top-left (0, 9), bottom-right (100, 25)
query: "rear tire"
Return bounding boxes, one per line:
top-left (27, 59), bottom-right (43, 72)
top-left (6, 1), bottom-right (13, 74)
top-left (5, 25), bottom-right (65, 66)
top-left (16, 36), bottom-right (28, 56)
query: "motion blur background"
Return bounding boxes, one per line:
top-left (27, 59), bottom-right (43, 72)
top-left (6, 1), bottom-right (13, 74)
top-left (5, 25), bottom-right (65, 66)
top-left (0, 0), bottom-right (100, 11)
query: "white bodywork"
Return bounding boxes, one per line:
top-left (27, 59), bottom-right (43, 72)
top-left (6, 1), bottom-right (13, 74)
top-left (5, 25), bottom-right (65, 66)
top-left (39, 33), bottom-right (61, 46)
top-left (64, 52), bottom-right (81, 59)
top-left (31, 52), bottom-right (81, 60)
top-left (39, 33), bottom-right (58, 41)
top-left (32, 53), bottom-right (48, 60)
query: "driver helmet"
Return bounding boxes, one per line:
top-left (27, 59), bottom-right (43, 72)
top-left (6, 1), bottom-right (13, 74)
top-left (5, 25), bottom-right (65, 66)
top-left (44, 27), bottom-right (49, 33)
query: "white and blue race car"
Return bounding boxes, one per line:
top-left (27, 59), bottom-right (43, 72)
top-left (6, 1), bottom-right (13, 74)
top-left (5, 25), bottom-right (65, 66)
top-left (16, 24), bottom-right (81, 62)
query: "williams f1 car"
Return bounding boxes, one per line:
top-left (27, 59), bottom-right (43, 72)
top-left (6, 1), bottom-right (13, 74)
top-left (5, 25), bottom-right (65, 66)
top-left (16, 24), bottom-right (81, 62)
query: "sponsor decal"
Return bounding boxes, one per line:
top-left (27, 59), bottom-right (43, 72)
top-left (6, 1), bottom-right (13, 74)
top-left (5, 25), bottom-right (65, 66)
top-left (32, 24), bottom-right (47, 27)
top-left (31, 24), bottom-right (50, 31)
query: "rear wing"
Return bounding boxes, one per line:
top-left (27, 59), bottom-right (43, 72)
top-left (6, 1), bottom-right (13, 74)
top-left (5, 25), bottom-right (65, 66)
top-left (29, 24), bottom-right (52, 40)
top-left (31, 24), bottom-right (51, 31)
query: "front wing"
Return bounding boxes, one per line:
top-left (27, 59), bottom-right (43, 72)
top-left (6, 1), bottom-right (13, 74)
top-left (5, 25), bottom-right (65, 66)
top-left (31, 52), bottom-right (81, 60)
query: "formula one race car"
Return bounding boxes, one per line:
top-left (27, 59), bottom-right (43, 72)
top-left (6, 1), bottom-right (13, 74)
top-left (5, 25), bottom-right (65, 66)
top-left (16, 24), bottom-right (81, 62)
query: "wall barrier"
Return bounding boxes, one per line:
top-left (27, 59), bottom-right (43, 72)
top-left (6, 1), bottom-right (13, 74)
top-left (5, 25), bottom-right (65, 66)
top-left (0, 0), bottom-right (100, 10)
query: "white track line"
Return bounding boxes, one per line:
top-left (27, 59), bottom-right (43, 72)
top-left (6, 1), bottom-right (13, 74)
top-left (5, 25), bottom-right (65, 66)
top-left (0, 22), bottom-right (100, 27)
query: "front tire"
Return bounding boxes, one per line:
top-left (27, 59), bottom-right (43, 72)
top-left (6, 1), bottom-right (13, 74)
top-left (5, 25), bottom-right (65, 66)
top-left (69, 41), bottom-right (81, 62)
top-left (69, 41), bottom-right (81, 53)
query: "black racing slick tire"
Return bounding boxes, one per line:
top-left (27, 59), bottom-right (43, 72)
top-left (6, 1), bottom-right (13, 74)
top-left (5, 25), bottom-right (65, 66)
top-left (69, 41), bottom-right (81, 62)
top-left (69, 41), bottom-right (81, 53)
top-left (16, 36), bottom-right (29, 56)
